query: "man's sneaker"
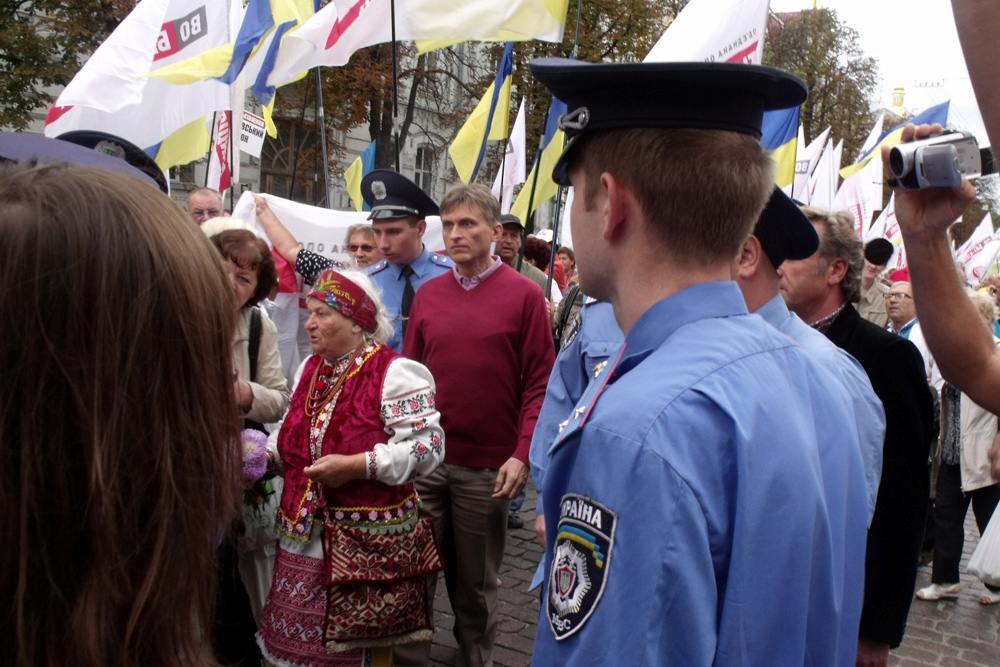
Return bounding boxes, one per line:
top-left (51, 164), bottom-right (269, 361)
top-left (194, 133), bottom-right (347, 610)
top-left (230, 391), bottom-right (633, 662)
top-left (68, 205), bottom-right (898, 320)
top-left (916, 583), bottom-right (962, 600)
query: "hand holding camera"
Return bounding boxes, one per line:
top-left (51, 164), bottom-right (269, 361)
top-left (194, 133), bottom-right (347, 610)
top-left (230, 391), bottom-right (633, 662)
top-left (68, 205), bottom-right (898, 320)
top-left (887, 123), bottom-right (979, 243)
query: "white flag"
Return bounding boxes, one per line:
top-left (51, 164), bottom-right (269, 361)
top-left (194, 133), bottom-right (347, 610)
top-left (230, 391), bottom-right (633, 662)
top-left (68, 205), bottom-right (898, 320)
top-left (958, 215), bottom-right (1000, 284)
top-left (834, 148), bottom-right (883, 238)
top-left (492, 98), bottom-right (527, 214)
top-left (956, 214), bottom-right (993, 259)
top-left (857, 113), bottom-right (885, 160)
top-left (644, 0), bottom-right (770, 64)
top-left (793, 126), bottom-right (830, 202)
top-left (44, 0), bottom-right (232, 152)
top-left (206, 111), bottom-right (233, 192)
top-left (807, 140), bottom-right (836, 209)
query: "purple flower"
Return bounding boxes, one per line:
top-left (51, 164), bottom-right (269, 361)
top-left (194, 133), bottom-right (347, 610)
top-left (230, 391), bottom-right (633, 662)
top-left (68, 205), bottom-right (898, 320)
top-left (242, 428), bottom-right (269, 483)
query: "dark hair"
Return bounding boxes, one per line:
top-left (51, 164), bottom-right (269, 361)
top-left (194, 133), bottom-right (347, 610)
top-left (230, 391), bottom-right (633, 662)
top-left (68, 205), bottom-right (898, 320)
top-left (0, 163), bottom-right (241, 667)
top-left (523, 236), bottom-right (553, 269)
top-left (211, 229), bottom-right (278, 307)
top-left (557, 246), bottom-right (575, 265)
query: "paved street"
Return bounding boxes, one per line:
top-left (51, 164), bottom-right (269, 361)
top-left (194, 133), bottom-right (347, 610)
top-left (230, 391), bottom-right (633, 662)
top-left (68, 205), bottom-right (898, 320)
top-left (429, 484), bottom-right (1000, 666)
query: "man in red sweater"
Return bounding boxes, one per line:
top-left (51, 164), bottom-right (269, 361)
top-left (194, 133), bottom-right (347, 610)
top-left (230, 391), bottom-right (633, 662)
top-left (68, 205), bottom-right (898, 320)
top-left (403, 183), bottom-right (554, 666)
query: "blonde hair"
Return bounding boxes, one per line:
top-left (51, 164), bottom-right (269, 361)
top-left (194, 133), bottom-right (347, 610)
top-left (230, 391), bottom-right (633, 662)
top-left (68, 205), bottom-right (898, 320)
top-left (0, 163), bottom-right (241, 667)
top-left (803, 207), bottom-right (865, 304)
top-left (970, 290), bottom-right (998, 331)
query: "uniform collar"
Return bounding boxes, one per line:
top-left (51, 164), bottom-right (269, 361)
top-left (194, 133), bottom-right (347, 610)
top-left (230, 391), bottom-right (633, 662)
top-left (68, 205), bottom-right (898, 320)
top-left (391, 246), bottom-right (431, 280)
top-left (617, 281), bottom-right (748, 377)
top-left (755, 292), bottom-right (792, 329)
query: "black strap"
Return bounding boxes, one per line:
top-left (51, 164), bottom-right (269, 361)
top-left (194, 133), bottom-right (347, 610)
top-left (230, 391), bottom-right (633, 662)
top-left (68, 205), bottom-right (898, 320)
top-left (248, 307), bottom-right (262, 383)
top-left (401, 265), bottom-right (416, 338)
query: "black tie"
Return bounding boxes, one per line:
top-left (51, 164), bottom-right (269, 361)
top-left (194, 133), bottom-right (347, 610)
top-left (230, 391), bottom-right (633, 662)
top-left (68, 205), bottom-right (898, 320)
top-left (401, 265), bottom-right (415, 336)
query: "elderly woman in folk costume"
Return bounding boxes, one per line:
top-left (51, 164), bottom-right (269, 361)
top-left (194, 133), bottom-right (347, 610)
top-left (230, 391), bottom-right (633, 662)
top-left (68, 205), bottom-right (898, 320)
top-left (257, 268), bottom-right (444, 667)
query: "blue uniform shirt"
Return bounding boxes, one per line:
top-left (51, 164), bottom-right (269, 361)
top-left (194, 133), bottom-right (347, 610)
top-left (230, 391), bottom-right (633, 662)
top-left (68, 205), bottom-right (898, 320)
top-left (758, 293), bottom-right (885, 523)
top-left (534, 282), bottom-right (868, 666)
top-left (529, 299), bottom-right (623, 590)
top-left (365, 246), bottom-right (452, 352)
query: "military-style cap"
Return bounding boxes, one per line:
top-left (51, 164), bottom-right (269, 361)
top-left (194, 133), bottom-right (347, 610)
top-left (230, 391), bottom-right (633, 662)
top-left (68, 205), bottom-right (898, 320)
top-left (864, 238), bottom-right (894, 266)
top-left (55, 130), bottom-right (169, 194)
top-left (500, 213), bottom-right (522, 227)
top-left (754, 187), bottom-right (819, 268)
top-left (361, 169), bottom-right (439, 221)
top-left (528, 58), bottom-right (808, 185)
top-left (0, 131), bottom-right (166, 193)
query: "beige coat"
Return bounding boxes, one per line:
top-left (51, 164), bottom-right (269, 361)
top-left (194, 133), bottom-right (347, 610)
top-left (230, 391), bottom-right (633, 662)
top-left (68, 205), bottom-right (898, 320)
top-left (233, 307), bottom-right (290, 424)
top-left (959, 390), bottom-right (999, 492)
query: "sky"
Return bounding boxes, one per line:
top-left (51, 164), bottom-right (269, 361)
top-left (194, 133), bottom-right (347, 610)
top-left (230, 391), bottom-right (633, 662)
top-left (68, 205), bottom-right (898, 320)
top-left (769, 0), bottom-right (987, 145)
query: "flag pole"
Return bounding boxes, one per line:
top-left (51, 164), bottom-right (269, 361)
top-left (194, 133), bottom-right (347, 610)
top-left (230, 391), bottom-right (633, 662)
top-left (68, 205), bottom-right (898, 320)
top-left (228, 110), bottom-right (235, 210)
top-left (390, 0), bottom-right (401, 172)
top-left (206, 111), bottom-right (218, 188)
top-left (315, 66), bottom-right (331, 208)
top-left (289, 72), bottom-right (312, 201)
top-left (543, 0), bottom-right (586, 298)
top-left (498, 147), bottom-right (507, 210)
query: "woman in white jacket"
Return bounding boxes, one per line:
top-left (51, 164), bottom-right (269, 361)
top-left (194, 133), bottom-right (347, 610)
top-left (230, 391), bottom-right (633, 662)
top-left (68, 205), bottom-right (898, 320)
top-left (917, 291), bottom-right (1000, 605)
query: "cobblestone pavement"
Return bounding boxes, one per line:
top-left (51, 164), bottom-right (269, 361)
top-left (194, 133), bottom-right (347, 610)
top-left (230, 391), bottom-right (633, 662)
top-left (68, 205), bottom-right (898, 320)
top-left (428, 485), bottom-right (1000, 666)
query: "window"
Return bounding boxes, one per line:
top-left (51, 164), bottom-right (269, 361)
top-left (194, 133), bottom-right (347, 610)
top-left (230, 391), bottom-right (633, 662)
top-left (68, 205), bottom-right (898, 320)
top-left (414, 146), bottom-right (435, 194)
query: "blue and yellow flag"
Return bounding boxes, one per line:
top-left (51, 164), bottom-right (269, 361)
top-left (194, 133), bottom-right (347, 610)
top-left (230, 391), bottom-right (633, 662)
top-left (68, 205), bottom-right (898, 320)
top-left (510, 97), bottom-right (567, 223)
top-left (448, 43), bottom-right (515, 184)
top-left (345, 140), bottom-right (377, 211)
top-left (840, 100), bottom-right (950, 178)
top-left (761, 106), bottom-right (800, 191)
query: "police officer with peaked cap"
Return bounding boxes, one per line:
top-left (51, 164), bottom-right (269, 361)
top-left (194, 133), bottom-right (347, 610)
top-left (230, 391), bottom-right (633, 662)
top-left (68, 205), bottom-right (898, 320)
top-left (360, 169), bottom-right (453, 352)
top-left (527, 57), bottom-right (869, 666)
top-left (0, 130), bottom-right (169, 194)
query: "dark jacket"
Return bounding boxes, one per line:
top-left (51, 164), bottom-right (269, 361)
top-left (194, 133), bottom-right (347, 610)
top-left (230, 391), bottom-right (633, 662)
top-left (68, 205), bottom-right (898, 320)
top-left (826, 304), bottom-right (935, 648)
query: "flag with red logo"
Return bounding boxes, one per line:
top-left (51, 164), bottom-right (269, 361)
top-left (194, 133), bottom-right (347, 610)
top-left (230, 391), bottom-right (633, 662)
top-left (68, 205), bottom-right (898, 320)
top-left (643, 0), bottom-right (770, 64)
top-left (44, 0), bottom-right (235, 168)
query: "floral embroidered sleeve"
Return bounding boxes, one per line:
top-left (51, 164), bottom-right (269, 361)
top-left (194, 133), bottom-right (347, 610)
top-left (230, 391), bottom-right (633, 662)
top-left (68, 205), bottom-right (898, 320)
top-left (371, 358), bottom-right (444, 484)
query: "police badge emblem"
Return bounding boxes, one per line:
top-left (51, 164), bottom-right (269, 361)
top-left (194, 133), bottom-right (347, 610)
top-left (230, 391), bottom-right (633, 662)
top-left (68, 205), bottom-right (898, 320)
top-left (372, 180), bottom-right (387, 200)
top-left (548, 494), bottom-right (617, 640)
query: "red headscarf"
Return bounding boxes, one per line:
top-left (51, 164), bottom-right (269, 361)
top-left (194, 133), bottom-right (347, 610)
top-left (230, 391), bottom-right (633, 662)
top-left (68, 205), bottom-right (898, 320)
top-left (306, 269), bottom-right (378, 333)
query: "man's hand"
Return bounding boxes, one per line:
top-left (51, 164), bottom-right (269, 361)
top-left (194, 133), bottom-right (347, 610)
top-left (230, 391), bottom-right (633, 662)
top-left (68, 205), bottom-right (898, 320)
top-left (887, 123), bottom-right (977, 243)
top-left (534, 514), bottom-right (546, 547)
top-left (856, 639), bottom-right (890, 667)
top-left (492, 457), bottom-right (529, 499)
top-left (304, 453), bottom-right (366, 488)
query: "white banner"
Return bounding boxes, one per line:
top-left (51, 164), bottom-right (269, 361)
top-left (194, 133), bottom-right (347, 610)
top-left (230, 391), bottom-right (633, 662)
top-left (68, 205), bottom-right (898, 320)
top-left (644, 0), bottom-right (769, 64)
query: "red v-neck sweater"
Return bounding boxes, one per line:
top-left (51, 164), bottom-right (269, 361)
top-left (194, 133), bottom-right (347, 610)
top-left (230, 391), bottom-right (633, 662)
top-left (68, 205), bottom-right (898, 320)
top-left (403, 264), bottom-right (555, 468)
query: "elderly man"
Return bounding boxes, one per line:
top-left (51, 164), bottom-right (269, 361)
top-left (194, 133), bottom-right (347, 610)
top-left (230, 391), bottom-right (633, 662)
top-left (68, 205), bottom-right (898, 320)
top-left (186, 187), bottom-right (224, 224)
top-left (498, 213), bottom-right (549, 294)
top-left (255, 169), bottom-right (451, 352)
top-left (527, 57), bottom-right (868, 665)
top-left (779, 208), bottom-right (935, 667)
top-left (886, 276), bottom-right (940, 388)
top-left (403, 183), bottom-right (554, 667)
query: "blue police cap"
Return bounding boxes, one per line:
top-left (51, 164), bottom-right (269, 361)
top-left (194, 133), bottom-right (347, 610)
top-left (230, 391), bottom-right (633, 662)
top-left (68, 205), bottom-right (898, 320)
top-left (754, 187), bottom-right (819, 268)
top-left (0, 131), bottom-right (167, 193)
top-left (527, 58), bottom-right (808, 185)
top-left (56, 130), bottom-right (168, 193)
top-left (361, 169), bottom-right (439, 221)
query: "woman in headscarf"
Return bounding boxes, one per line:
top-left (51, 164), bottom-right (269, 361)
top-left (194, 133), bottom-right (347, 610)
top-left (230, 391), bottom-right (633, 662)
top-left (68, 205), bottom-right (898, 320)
top-left (257, 268), bottom-right (444, 667)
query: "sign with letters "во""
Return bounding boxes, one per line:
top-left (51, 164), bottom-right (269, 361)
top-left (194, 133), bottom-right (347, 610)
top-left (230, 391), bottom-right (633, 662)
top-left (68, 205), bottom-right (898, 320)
top-left (240, 111), bottom-right (266, 158)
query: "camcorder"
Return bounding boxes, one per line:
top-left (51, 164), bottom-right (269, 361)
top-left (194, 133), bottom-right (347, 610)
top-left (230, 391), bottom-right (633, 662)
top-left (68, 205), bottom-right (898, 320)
top-left (888, 130), bottom-right (995, 189)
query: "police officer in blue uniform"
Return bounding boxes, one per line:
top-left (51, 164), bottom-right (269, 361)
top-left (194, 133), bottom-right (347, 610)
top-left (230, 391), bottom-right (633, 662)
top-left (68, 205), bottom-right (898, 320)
top-left (360, 169), bottom-right (452, 351)
top-left (527, 58), bottom-right (870, 665)
top-left (256, 168), bottom-right (452, 353)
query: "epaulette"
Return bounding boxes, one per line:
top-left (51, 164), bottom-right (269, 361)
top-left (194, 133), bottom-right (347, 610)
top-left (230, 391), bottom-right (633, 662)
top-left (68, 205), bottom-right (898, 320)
top-left (365, 260), bottom-right (389, 275)
top-left (429, 252), bottom-right (454, 267)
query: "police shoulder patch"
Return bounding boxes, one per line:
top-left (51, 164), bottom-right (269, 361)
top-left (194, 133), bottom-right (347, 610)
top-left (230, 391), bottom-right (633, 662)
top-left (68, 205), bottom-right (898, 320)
top-left (364, 260), bottom-right (388, 275)
top-left (548, 493), bottom-right (617, 640)
top-left (430, 252), bottom-right (454, 267)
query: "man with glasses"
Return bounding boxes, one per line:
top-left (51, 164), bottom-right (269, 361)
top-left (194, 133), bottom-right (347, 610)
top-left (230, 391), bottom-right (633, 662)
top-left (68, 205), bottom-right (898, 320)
top-left (186, 187), bottom-right (225, 224)
top-left (886, 275), bottom-right (939, 388)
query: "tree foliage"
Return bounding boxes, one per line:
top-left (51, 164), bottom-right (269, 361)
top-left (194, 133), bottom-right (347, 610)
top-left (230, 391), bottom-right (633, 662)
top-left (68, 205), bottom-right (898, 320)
top-left (763, 9), bottom-right (879, 161)
top-left (0, 1), bottom-right (131, 129)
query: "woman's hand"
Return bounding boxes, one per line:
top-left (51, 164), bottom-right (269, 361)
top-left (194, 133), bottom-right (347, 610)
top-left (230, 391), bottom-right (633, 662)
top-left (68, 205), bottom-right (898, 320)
top-left (304, 453), bottom-right (367, 488)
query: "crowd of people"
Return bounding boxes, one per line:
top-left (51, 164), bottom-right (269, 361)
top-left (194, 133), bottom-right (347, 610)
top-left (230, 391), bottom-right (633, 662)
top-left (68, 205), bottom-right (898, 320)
top-left (9, 3), bottom-right (1000, 666)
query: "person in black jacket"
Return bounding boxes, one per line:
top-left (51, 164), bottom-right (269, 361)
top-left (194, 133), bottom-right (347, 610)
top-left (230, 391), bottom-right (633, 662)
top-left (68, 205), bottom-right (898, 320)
top-left (779, 207), bottom-right (935, 667)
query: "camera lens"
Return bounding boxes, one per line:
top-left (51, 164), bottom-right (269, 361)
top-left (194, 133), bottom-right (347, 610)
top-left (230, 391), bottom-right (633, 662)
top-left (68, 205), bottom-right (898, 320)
top-left (889, 147), bottom-right (908, 178)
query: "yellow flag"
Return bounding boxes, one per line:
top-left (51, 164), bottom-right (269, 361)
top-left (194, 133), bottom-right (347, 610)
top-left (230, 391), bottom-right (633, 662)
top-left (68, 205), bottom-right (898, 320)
top-left (344, 155), bottom-right (364, 212)
top-left (154, 116), bottom-right (212, 171)
top-left (448, 77), bottom-right (512, 183)
top-left (510, 130), bottom-right (565, 222)
top-left (416, 0), bottom-right (569, 52)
